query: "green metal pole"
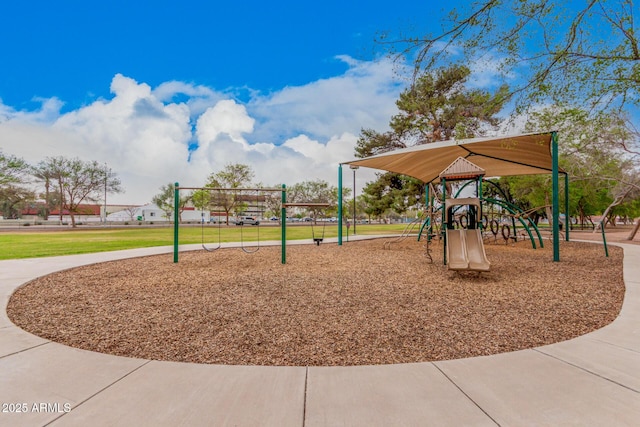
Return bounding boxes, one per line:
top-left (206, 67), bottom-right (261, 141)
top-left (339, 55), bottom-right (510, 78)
top-left (338, 165), bottom-right (343, 246)
top-left (425, 183), bottom-right (429, 209)
top-left (173, 182), bottom-right (179, 263)
top-left (478, 177), bottom-right (483, 229)
top-left (552, 132), bottom-right (560, 262)
top-left (424, 184), bottom-right (430, 242)
top-left (430, 183), bottom-right (435, 240)
top-left (442, 178), bottom-right (447, 265)
top-left (281, 184), bottom-right (286, 264)
top-left (565, 173), bottom-right (570, 242)
top-left (601, 220), bottom-right (610, 257)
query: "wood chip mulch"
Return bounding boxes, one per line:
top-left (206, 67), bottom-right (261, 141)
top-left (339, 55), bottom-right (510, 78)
top-left (7, 238), bottom-right (624, 366)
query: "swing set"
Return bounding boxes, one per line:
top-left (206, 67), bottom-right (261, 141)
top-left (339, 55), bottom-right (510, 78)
top-left (282, 203), bottom-right (331, 245)
top-left (195, 187), bottom-right (268, 253)
top-left (173, 183), bottom-right (332, 264)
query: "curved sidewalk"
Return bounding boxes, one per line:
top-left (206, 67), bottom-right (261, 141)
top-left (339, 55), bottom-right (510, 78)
top-left (1, 241), bottom-right (639, 426)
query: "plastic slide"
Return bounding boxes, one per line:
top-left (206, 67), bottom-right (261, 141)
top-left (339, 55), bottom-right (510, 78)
top-left (464, 229), bottom-right (491, 272)
top-left (445, 229), bottom-right (491, 272)
top-left (446, 229), bottom-right (469, 270)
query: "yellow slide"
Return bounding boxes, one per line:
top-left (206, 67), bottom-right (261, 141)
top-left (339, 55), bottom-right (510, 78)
top-left (445, 229), bottom-right (491, 272)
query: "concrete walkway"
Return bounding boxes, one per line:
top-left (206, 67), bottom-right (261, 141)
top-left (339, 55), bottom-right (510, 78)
top-left (1, 240), bottom-right (639, 426)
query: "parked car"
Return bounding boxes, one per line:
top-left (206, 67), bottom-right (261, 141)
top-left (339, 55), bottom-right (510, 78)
top-left (235, 216), bottom-right (260, 226)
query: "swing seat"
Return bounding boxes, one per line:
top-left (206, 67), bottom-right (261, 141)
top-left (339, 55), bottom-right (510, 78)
top-left (313, 238), bottom-right (324, 245)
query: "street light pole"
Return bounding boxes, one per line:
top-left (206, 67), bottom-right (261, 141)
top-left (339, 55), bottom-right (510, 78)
top-left (350, 165), bottom-right (359, 235)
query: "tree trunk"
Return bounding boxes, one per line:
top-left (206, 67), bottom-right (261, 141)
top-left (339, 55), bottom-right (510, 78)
top-left (627, 219), bottom-right (640, 241)
top-left (595, 198), bottom-right (623, 232)
top-left (544, 193), bottom-right (553, 228)
top-left (43, 180), bottom-right (50, 220)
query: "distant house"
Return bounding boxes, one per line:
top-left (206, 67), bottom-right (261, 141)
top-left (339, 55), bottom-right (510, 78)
top-left (107, 203), bottom-right (167, 222)
top-left (20, 204), bottom-right (103, 223)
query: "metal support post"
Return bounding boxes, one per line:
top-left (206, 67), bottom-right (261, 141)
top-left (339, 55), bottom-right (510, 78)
top-left (338, 165), bottom-right (343, 245)
top-left (281, 184), bottom-right (286, 264)
top-left (552, 132), bottom-right (560, 261)
top-left (173, 182), bottom-right (179, 263)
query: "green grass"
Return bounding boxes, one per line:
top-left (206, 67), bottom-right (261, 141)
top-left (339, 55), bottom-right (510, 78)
top-left (0, 223), bottom-right (408, 260)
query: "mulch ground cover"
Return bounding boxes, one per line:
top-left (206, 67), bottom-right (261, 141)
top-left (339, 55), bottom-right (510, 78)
top-left (8, 238), bottom-right (624, 366)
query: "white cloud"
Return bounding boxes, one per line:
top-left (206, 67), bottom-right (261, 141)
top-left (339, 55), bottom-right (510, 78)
top-left (0, 57), bottom-right (403, 205)
top-left (247, 55), bottom-right (402, 142)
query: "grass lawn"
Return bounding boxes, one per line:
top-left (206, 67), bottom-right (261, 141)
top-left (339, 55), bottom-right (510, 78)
top-left (0, 223), bottom-right (408, 260)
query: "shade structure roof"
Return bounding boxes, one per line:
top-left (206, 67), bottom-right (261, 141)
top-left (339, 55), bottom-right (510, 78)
top-left (343, 132), bottom-right (559, 183)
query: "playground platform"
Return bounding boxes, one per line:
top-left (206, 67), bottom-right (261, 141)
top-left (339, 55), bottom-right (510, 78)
top-left (1, 238), bottom-right (639, 426)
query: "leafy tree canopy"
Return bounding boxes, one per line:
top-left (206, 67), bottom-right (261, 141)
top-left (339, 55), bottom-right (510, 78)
top-left (0, 150), bottom-right (29, 187)
top-left (356, 64), bottom-right (508, 216)
top-left (383, 0), bottom-right (639, 114)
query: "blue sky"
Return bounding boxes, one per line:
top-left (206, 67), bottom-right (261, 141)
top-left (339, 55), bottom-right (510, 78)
top-left (0, 0), bottom-right (495, 204)
top-left (1, 0), bottom-right (435, 110)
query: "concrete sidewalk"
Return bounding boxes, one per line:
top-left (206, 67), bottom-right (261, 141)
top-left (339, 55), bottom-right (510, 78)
top-left (1, 241), bottom-right (639, 426)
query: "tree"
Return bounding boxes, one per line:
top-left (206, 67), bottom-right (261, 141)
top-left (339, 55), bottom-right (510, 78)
top-left (359, 173), bottom-right (425, 219)
top-left (0, 186), bottom-right (34, 219)
top-left (531, 107), bottom-right (640, 227)
top-left (390, 64), bottom-right (509, 143)
top-left (32, 161), bottom-right (58, 220)
top-left (493, 106), bottom-right (640, 229)
top-left (152, 183), bottom-right (190, 222)
top-left (122, 206), bottom-right (139, 222)
top-left (206, 163), bottom-right (255, 225)
top-left (208, 163), bottom-right (254, 189)
top-left (258, 184), bottom-right (284, 220)
top-left (386, 0), bottom-right (640, 115)
top-left (0, 150), bottom-right (32, 219)
top-left (287, 180), bottom-right (346, 221)
top-left (0, 150), bottom-right (30, 187)
top-left (191, 190), bottom-right (211, 211)
top-left (357, 65), bottom-right (508, 157)
top-left (39, 157), bottom-right (123, 227)
top-left (356, 64), bottom-right (506, 216)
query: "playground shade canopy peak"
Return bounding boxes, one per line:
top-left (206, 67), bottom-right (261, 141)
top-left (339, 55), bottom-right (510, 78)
top-left (342, 132), bottom-right (561, 183)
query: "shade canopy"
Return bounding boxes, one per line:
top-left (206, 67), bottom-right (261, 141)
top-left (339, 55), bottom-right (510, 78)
top-left (342, 132), bottom-right (560, 183)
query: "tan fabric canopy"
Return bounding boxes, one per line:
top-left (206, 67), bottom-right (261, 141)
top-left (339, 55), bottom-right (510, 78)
top-left (343, 132), bottom-right (560, 183)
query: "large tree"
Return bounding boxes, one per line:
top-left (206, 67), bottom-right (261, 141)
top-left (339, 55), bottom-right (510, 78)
top-left (0, 150), bottom-right (32, 219)
top-left (0, 150), bottom-right (30, 187)
top-left (286, 180), bottom-right (347, 221)
top-left (39, 157), bottom-right (123, 227)
top-left (385, 0), bottom-right (639, 115)
top-left (206, 163), bottom-right (255, 225)
top-left (356, 64), bottom-right (508, 216)
top-left (32, 161), bottom-right (60, 220)
top-left (152, 183), bottom-right (191, 222)
top-left (490, 106), bottom-right (640, 229)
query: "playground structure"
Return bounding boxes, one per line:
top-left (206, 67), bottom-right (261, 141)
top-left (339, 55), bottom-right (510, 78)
top-left (339, 132), bottom-right (571, 262)
top-left (175, 132), bottom-right (592, 266)
top-left (172, 184), bottom-right (331, 263)
top-left (382, 155), bottom-right (549, 270)
top-left (438, 157), bottom-right (491, 271)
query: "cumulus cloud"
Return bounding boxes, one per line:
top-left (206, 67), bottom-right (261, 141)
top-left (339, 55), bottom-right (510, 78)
top-left (247, 56), bottom-right (402, 142)
top-left (0, 57), bottom-right (401, 204)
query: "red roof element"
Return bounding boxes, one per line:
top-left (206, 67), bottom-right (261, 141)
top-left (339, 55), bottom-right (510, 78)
top-left (23, 204), bottom-right (102, 216)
